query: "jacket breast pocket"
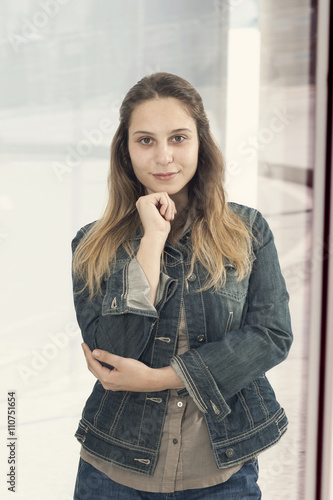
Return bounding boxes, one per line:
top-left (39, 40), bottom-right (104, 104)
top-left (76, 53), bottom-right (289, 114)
top-left (202, 264), bottom-right (249, 341)
top-left (212, 263), bottom-right (249, 303)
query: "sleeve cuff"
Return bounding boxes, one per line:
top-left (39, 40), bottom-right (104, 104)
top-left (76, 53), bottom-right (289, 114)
top-left (126, 258), bottom-right (156, 313)
top-left (102, 259), bottom-right (174, 318)
top-left (127, 258), bottom-right (170, 309)
top-left (170, 350), bottom-right (231, 421)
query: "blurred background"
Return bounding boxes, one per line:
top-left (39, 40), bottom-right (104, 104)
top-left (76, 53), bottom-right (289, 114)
top-left (1, 0), bottom-right (332, 499)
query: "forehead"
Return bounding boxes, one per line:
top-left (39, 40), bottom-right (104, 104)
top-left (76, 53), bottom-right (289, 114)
top-left (129, 98), bottom-right (196, 131)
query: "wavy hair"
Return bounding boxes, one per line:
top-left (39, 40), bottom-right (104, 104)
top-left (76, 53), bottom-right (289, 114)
top-left (73, 72), bottom-right (253, 297)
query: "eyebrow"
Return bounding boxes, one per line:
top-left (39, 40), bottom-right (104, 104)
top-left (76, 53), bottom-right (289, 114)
top-left (132, 128), bottom-right (193, 136)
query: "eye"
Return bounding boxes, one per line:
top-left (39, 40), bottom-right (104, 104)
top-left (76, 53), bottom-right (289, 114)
top-left (139, 137), bottom-right (153, 145)
top-left (172, 135), bottom-right (185, 143)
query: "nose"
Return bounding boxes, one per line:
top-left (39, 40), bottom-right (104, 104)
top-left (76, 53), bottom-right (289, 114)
top-left (155, 142), bottom-right (173, 167)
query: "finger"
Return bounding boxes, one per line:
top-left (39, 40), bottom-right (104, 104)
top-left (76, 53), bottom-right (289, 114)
top-left (82, 343), bottom-right (114, 383)
top-left (92, 349), bottom-right (121, 368)
top-left (163, 199), bottom-right (176, 221)
top-left (82, 343), bottom-right (103, 378)
top-left (83, 344), bottom-right (126, 386)
top-left (82, 343), bottom-right (118, 366)
top-left (156, 193), bottom-right (169, 217)
top-left (157, 193), bottom-right (176, 220)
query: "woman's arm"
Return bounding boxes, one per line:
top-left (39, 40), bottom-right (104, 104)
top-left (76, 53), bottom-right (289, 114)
top-left (169, 210), bottom-right (293, 420)
top-left (135, 192), bottom-right (176, 303)
top-left (82, 342), bottom-right (185, 391)
top-left (75, 193), bottom-right (183, 392)
top-left (72, 193), bottom-right (176, 358)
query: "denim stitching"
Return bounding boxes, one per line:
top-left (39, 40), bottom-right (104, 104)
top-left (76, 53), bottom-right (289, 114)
top-left (82, 417), bottom-right (156, 452)
top-left (93, 390), bottom-right (109, 427)
top-left (172, 356), bottom-right (208, 413)
top-left (190, 350), bottom-right (228, 417)
top-left (224, 311), bottom-right (233, 335)
top-left (214, 429), bottom-right (287, 468)
top-left (237, 391), bottom-right (254, 428)
top-left (137, 396), bottom-right (147, 446)
top-left (108, 392), bottom-right (130, 435)
top-left (121, 262), bottom-right (128, 301)
top-left (196, 265), bottom-right (208, 340)
top-left (80, 445), bottom-right (156, 474)
top-left (223, 417), bottom-right (229, 440)
top-left (146, 397), bottom-right (162, 403)
top-left (214, 408), bottom-right (285, 447)
top-left (253, 380), bottom-right (270, 420)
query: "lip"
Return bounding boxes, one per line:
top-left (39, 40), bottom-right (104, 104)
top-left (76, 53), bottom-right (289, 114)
top-left (152, 172), bottom-right (179, 181)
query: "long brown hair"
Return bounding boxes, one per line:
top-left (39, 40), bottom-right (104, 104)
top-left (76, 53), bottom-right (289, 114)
top-left (73, 72), bottom-right (252, 297)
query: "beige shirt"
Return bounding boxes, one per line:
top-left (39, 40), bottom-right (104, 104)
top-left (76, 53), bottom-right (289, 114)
top-left (81, 272), bottom-right (242, 492)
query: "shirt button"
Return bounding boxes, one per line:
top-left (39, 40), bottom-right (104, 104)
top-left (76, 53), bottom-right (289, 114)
top-left (187, 273), bottom-right (196, 282)
top-left (177, 401), bottom-right (183, 408)
top-left (196, 335), bottom-right (206, 342)
top-left (173, 438), bottom-right (178, 445)
top-left (226, 448), bottom-right (234, 458)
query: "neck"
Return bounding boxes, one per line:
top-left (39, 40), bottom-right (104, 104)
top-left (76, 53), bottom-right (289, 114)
top-left (169, 187), bottom-right (189, 213)
top-left (168, 204), bottom-right (192, 246)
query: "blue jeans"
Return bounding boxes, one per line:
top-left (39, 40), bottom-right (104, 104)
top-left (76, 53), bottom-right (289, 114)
top-left (73, 457), bottom-right (261, 499)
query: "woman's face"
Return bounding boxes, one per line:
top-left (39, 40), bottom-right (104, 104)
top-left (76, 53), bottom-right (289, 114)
top-left (128, 97), bottom-right (199, 207)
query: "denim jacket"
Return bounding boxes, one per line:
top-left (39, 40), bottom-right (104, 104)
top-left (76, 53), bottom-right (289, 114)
top-left (72, 202), bottom-right (292, 476)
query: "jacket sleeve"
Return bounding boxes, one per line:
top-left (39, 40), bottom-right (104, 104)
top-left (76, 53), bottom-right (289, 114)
top-left (71, 226), bottom-right (173, 360)
top-left (170, 210), bottom-right (293, 421)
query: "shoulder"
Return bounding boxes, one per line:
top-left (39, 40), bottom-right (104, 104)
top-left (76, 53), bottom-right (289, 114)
top-left (227, 201), bottom-right (260, 228)
top-left (227, 202), bottom-right (272, 247)
top-left (71, 221), bottom-right (97, 253)
top-left (227, 201), bottom-right (257, 220)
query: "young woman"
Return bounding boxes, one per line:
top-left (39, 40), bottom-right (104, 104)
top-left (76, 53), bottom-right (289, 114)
top-left (72, 72), bottom-right (293, 499)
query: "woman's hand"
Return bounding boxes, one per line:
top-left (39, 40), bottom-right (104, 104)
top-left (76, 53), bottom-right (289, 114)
top-left (135, 192), bottom-right (177, 304)
top-left (136, 192), bottom-right (176, 243)
top-left (82, 343), bottom-right (185, 392)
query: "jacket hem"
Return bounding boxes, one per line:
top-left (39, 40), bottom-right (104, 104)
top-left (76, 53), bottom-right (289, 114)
top-left (75, 419), bottom-right (159, 476)
top-left (212, 407), bottom-right (288, 468)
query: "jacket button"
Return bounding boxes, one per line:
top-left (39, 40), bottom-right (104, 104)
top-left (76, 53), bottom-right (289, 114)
top-left (225, 448), bottom-right (234, 458)
top-left (188, 273), bottom-right (196, 282)
top-left (196, 335), bottom-right (206, 342)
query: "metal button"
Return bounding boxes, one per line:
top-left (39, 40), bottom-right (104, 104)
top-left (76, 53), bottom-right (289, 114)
top-left (187, 273), bottom-right (196, 282)
top-left (173, 438), bottom-right (178, 444)
top-left (196, 335), bottom-right (205, 342)
top-left (177, 401), bottom-right (183, 408)
top-left (225, 448), bottom-right (234, 458)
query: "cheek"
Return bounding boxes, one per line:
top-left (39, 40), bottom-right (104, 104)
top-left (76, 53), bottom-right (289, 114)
top-left (184, 147), bottom-right (199, 172)
top-left (130, 152), bottom-right (151, 182)
top-left (129, 147), bottom-right (146, 170)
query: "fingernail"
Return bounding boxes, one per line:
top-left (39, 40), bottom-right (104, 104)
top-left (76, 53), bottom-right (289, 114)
top-left (92, 350), bottom-right (100, 357)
